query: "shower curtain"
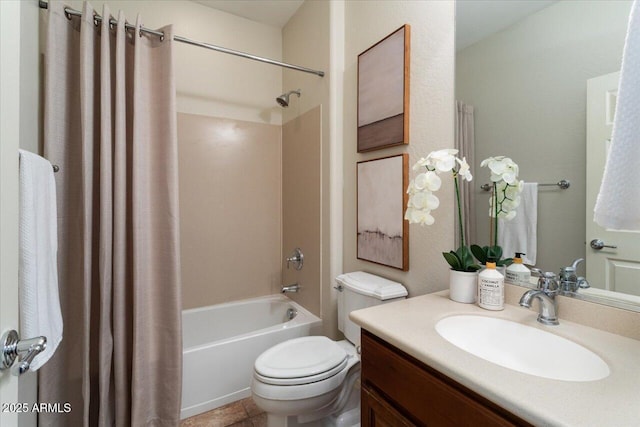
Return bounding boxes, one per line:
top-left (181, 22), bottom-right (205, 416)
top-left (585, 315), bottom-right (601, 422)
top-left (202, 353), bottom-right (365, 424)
top-left (455, 101), bottom-right (476, 247)
top-left (40, 2), bottom-right (182, 426)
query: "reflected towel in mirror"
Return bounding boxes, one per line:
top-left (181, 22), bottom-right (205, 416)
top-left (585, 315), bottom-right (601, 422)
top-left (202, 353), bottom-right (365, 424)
top-left (498, 182), bottom-right (538, 265)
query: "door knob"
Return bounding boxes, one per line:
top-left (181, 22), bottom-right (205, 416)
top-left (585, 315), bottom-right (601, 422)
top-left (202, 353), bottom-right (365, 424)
top-left (590, 239), bottom-right (618, 250)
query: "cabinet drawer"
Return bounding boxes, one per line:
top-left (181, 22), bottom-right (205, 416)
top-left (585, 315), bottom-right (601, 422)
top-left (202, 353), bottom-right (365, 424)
top-left (362, 384), bottom-right (414, 427)
top-left (361, 330), bottom-right (531, 427)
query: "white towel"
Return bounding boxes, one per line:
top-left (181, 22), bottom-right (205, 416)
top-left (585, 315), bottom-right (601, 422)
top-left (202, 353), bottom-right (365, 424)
top-left (594, 0), bottom-right (640, 230)
top-left (19, 149), bottom-right (63, 370)
top-left (498, 182), bottom-right (538, 265)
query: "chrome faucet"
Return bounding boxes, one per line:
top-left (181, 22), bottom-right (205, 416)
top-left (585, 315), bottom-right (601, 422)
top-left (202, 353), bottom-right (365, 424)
top-left (558, 258), bottom-right (590, 293)
top-left (519, 269), bottom-right (559, 325)
top-left (281, 283), bottom-right (300, 293)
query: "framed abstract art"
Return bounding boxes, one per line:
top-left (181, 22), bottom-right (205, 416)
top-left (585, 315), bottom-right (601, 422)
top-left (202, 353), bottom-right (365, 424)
top-left (356, 154), bottom-right (409, 270)
top-left (357, 25), bottom-right (411, 152)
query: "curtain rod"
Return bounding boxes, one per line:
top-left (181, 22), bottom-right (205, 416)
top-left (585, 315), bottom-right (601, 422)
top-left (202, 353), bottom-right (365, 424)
top-left (38, 0), bottom-right (325, 77)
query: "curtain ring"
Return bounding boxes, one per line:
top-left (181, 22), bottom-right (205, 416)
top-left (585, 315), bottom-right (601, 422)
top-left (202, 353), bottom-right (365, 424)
top-left (160, 34), bottom-right (165, 42)
top-left (109, 21), bottom-right (115, 30)
top-left (93, 15), bottom-right (99, 27)
top-left (139, 28), bottom-right (143, 38)
top-left (64, 9), bottom-right (72, 20)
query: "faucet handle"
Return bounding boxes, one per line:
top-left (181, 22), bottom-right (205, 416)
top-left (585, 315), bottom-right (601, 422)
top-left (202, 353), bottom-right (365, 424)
top-left (559, 266), bottom-right (577, 282)
top-left (536, 271), bottom-right (558, 293)
top-left (577, 277), bottom-right (590, 289)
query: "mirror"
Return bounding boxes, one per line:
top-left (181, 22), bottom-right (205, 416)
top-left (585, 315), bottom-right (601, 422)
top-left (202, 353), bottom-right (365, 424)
top-left (455, 0), bottom-right (640, 311)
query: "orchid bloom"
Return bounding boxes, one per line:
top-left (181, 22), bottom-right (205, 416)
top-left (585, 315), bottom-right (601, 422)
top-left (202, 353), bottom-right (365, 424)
top-left (405, 149), bottom-right (472, 226)
top-left (481, 156), bottom-right (519, 185)
top-left (480, 155), bottom-right (524, 247)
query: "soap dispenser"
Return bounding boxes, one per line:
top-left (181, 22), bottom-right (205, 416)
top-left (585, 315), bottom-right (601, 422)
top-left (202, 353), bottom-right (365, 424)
top-left (505, 252), bottom-right (531, 286)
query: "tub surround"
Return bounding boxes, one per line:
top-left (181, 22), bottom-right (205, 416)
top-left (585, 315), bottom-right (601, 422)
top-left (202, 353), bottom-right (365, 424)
top-left (282, 106), bottom-right (322, 316)
top-left (350, 291), bottom-right (640, 426)
top-left (178, 113), bottom-right (282, 309)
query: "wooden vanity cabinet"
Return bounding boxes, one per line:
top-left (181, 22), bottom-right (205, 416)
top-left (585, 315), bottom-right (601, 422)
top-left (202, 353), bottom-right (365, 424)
top-left (360, 330), bottom-right (533, 427)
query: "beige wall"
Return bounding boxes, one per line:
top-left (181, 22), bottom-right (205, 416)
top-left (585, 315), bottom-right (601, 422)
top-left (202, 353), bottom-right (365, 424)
top-left (282, 107), bottom-right (322, 316)
top-left (456, 0), bottom-right (631, 271)
top-left (343, 1), bottom-right (456, 297)
top-left (68, 0), bottom-right (283, 124)
top-left (178, 113), bottom-right (282, 309)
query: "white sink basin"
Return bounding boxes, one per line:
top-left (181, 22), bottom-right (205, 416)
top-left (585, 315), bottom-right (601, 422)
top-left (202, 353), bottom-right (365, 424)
top-left (435, 315), bottom-right (610, 382)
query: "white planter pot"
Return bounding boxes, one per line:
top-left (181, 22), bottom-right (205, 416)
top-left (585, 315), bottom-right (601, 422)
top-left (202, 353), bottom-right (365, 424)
top-left (449, 270), bottom-right (479, 303)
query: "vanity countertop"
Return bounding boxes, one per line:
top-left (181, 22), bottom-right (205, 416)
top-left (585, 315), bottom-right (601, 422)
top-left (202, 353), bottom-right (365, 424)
top-left (350, 291), bottom-right (640, 427)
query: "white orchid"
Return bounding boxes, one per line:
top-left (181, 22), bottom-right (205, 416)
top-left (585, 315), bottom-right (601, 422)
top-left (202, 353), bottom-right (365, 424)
top-left (481, 161), bottom-right (523, 220)
top-left (404, 207), bottom-right (435, 226)
top-left (406, 149), bottom-right (478, 271)
top-left (478, 156), bottom-right (524, 259)
top-left (414, 171), bottom-right (442, 192)
top-left (457, 157), bottom-right (472, 181)
top-left (405, 149), bottom-right (473, 226)
top-left (471, 156), bottom-right (523, 265)
top-left (487, 180), bottom-right (522, 219)
top-left (481, 156), bottom-right (519, 184)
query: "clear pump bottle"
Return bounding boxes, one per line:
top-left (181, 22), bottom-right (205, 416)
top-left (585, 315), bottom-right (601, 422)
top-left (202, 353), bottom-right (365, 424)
top-left (505, 252), bottom-right (531, 286)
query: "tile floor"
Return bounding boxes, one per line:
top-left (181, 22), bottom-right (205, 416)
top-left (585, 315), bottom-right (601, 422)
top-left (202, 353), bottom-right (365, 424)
top-left (180, 397), bottom-right (267, 427)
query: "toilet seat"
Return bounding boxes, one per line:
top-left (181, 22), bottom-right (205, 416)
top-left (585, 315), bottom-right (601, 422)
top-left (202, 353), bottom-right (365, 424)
top-left (252, 340), bottom-right (360, 403)
top-left (254, 336), bottom-right (348, 386)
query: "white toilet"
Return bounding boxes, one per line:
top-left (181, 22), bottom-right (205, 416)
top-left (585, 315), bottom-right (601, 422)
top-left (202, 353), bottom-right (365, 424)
top-left (251, 271), bottom-right (408, 427)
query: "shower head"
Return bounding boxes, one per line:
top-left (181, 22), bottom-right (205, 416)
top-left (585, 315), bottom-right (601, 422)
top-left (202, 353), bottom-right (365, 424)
top-left (276, 89), bottom-right (301, 108)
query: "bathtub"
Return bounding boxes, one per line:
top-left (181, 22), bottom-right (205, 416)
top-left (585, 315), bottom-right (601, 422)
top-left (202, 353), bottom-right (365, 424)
top-left (181, 294), bottom-right (322, 419)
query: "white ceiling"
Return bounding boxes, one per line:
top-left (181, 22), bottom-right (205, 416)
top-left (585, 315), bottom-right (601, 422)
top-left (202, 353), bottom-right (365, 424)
top-left (194, 0), bottom-right (304, 28)
top-left (456, 0), bottom-right (558, 51)
top-left (193, 0), bottom-right (558, 47)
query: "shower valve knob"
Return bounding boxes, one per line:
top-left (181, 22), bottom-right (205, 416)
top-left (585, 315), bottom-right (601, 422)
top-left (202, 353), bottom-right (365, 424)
top-left (286, 248), bottom-right (304, 270)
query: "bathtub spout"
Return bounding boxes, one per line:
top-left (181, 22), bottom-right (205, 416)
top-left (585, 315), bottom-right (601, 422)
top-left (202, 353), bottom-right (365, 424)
top-left (281, 284), bottom-right (300, 293)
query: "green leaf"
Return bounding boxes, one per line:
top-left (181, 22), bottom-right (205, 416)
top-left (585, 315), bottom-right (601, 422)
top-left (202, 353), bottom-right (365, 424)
top-left (486, 245), bottom-right (503, 261)
top-left (497, 258), bottom-right (514, 267)
top-left (446, 247), bottom-right (482, 272)
top-left (456, 246), bottom-right (475, 269)
top-left (470, 244), bottom-right (487, 264)
top-left (442, 251), bottom-right (461, 270)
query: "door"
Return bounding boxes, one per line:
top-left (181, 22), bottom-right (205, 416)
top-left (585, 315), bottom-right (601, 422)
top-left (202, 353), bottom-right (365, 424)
top-left (0, 1), bottom-right (23, 426)
top-left (586, 71), bottom-right (640, 296)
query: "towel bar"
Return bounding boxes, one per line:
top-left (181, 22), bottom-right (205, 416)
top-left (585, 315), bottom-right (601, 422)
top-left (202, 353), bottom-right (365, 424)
top-left (0, 330), bottom-right (47, 375)
top-left (480, 179), bottom-right (570, 191)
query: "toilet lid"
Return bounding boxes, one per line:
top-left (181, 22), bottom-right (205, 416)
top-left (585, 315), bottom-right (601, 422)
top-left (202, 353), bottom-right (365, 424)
top-left (254, 336), bottom-right (348, 385)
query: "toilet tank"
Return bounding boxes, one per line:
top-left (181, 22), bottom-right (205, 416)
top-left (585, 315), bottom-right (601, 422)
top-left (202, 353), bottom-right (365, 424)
top-left (336, 271), bottom-right (408, 347)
